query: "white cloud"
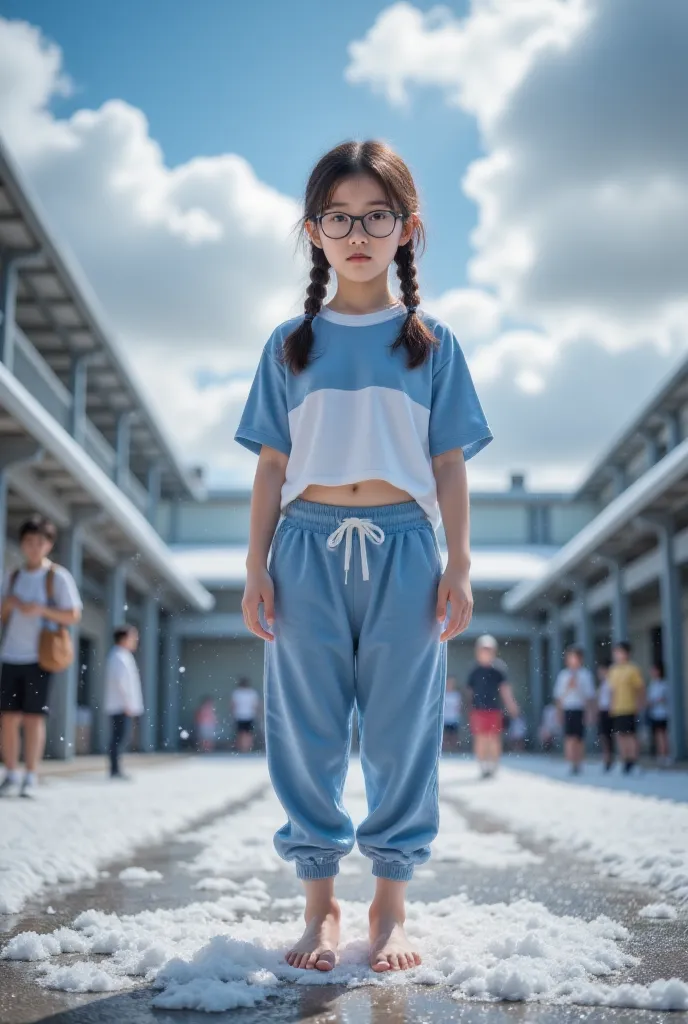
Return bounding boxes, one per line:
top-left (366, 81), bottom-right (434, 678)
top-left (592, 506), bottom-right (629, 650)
top-left (347, 0), bottom-right (688, 487)
top-left (0, 16), bottom-right (307, 484)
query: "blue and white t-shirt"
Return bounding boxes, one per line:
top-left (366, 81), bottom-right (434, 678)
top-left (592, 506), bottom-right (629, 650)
top-left (234, 304), bottom-right (493, 529)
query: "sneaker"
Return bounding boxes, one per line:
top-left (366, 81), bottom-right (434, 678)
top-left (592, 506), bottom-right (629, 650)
top-left (110, 772), bottom-right (133, 782)
top-left (20, 778), bottom-right (37, 799)
top-left (0, 776), bottom-right (21, 798)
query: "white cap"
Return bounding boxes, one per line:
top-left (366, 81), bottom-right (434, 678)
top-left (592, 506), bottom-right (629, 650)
top-left (476, 634), bottom-right (498, 650)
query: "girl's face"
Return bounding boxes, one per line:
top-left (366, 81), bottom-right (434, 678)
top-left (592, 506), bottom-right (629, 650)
top-left (306, 173), bottom-right (416, 285)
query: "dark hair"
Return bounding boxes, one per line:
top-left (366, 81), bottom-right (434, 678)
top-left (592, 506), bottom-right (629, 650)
top-left (283, 140), bottom-right (438, 374)
top-left (237, 676), bottom-right (250, 687)
top-left (113, 625), bottom-right (137, 644)
top-left (614, 640), bottom-right (632, 654)
top-left (19, 514), bottom-right (56, 544)
top-left (565, 644), bottom-right (584, 661)
top-left (597, 658), bottom-right (612, 670)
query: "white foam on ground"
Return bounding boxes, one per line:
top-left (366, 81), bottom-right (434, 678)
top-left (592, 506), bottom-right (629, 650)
top-left (4, 893), bottom-right (686, 1010)
top-left (441, 761), bottom-right (688, 906)
top-left (639, 903), bottom-right (678, 920)
top-left (118, 867), bottom-right (163, 883)
top-left (0, 759), bottom-right (267, 914)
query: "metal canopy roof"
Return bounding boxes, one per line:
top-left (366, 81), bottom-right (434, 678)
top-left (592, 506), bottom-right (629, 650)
top-left (574, 350), bottom-right (688, 502)
top-left (503, 432), bottom-right (688, 613)
top-left (0, 136), bottom-right (204, 503)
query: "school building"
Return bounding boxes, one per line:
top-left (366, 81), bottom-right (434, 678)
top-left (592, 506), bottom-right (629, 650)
top-left (1, 131), bottom-right (687, 759)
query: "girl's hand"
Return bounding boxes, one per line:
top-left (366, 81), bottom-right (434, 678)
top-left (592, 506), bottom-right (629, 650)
top-left (436, 567), bottom-right (473, 642)
top-left (242, 566), bottom-right (276, 642)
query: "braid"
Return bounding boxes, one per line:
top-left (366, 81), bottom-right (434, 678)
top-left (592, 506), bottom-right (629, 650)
top-left (393, 240), bottom-right (438, 368)
top-left (282, 244), bottom-right (331, 374)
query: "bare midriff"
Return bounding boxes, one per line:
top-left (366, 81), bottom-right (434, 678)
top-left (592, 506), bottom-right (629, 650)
top-left (298, 479), bottom-right (414, 507)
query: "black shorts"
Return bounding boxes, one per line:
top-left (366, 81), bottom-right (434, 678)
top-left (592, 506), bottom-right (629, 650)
top-left (598, 710), bottom-right (613, 738)
top-left (651, 719), bottom-right (668, 737)
top-left (443, 722), bottom-right (460, 733)
top-left (564, 709), bottom-right (585, 739)
top-left (0, 662), bottom-right (52, 715)
top-left (236, 719), bottom-right (254, 733)
top-left (612, 714), bottom-right (636, 735)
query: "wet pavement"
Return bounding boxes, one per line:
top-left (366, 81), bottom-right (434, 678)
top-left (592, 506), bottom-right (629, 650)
top-left (1, 768), bottom-right (686, 1024)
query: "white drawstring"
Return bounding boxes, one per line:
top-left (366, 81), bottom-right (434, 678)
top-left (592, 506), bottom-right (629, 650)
top-left (326, 517), bottom-right (386, 584)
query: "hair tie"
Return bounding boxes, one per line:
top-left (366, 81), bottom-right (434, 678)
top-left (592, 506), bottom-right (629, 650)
top-left (304, 313), bottom-right (315, 322)
top-left (406, 305), bottom-right (418, 316)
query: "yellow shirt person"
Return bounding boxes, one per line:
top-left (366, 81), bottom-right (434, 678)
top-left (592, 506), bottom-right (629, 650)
top-left (608, 662), bottom-right (645, 716)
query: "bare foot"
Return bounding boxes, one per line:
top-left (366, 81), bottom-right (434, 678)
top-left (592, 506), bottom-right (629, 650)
top-left (369, 906), bottom-right (421, 972)
top-left (285, 899), bottom-right (340, 971)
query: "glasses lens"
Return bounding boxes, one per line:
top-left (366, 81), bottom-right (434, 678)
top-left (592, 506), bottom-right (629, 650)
top-left (363, 211), bottom-right (397, 237)
top-left (319, 213), bottom-right (352, 239)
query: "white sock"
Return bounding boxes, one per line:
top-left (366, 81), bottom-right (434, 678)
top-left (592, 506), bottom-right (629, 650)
top-left (6, 769), bottom-right (21, 784)
top-left (24, 772), bottom-right (37, 787)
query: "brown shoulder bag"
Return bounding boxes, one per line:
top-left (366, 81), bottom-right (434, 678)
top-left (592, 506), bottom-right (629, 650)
top-left (38, 564), bottom-right (75, 673)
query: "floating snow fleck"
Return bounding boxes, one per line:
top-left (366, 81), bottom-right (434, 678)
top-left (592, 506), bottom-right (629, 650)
top-left (638, 903), bottom-right (678, 920)
top-left (45, 906), bottom-right (56, 915)
top-left (179, 730), bottom-right (190, 740)
top-left (119, 867), bottom-right (163, 883)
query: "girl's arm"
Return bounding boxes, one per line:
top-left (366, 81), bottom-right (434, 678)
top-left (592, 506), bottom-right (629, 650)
top-left (243, 445), bottom-right (288, 642)
top-left (432, 448), bottom-right (472, 642)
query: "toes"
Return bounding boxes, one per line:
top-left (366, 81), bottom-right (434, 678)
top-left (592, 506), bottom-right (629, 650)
top-left (315, 950), bottom-right (336, 972)
top-left (371, 957), bottom-right (392, 973)
top-left (398, 954), bottom-right (411, 970)
top-left (305, 952), bottom-right (319, 970)
top-left (388, 954), bottom-right (401, 971)
top-left (413, 951), bottom-right (422, 966)
top-left (285, 952), bottom-right (296, 966)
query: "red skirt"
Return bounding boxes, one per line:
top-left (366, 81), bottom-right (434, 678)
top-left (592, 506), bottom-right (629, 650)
top-left (470, 709), bottom-right (503, 736)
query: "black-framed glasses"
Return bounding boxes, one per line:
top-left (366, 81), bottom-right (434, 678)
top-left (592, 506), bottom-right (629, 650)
top-left (314, 210), bottom-right (405, 240)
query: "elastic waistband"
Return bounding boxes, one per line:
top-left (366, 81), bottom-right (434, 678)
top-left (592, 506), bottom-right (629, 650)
top-left (283, 498), bottom-right (430, 535)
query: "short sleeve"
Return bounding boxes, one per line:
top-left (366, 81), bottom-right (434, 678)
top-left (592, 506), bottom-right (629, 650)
top-left (429, 331), bottom-right (493, 460)
top-left (54, 569), bottom-right (82, 611)
top-left (234, 335), bottom-right (291, 457)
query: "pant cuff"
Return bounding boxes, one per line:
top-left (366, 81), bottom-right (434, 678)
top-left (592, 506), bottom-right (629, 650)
top-left (372, 860), bottom-right (415, 881)
top-left (296, 858), bottom-right (340, 881)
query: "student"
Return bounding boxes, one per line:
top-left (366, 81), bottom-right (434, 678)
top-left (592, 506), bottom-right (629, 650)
top-left (235, 141), bottom-right (492, 974)
top-left (553, 645), bottom-right (596, 775)
top-left (539, 702), bottom-right (561, 753)
top-left (596, 660), bottom-right (615, 771)
top-left (0, 516), bottom-right (82, 798)
top-left (608, 641), bottom-right (645, 774)
top-left (647, 661), bottom-right (671, 767)
top-left (195, 697), bottom-right (218, 753)
top-left (231, 677), bottom-right (261, 753)
top-left (466, 636), bottom-right (520, 779)
top-left (442, 676), bottom-right (462, 753)
top-left (104, 625), bottom-right (144, 780)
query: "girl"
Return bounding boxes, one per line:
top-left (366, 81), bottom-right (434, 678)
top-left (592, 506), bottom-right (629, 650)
top-left (553, 645), bottom-right (596, 775)
top-left (596, 660), bottom-right (614, 771)
top-left (235, 140), bottom-right (492, 974)
top-left (647, 661), bottom-right (671, 767)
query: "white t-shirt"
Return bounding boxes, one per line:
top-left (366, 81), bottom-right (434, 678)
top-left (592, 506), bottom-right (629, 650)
top-left (541, 704), bottom-right (561, 735)
top-left (1, 563), bottom-right (82, 665)
top-left (232, 687), bottom-right (260, 722)
top-left (647, 679), bottom-right (669, 721)
top-left (597, 679), bottom-right (612, 712)
top-left (553, 668), bottom-right (595, 711)
top-left (444, 691), bottom-right (462, 725)
top-left (104, 646), bottom-right (144, 716)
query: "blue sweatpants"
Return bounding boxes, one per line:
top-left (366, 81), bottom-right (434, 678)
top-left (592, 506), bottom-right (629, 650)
top-left (263, 498), bottom-right (446, 882)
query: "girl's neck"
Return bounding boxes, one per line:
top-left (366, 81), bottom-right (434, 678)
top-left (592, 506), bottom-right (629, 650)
top-left (325, 276), bottom-right (400, 317)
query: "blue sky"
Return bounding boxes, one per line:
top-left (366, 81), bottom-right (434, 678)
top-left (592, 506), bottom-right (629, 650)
top-left (2, 0), bottom-right (477, 297)
top-left (1, 1), bottom-right (685, 490)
